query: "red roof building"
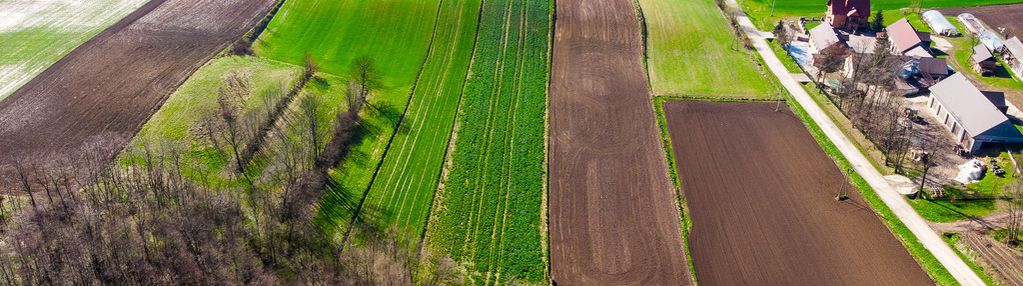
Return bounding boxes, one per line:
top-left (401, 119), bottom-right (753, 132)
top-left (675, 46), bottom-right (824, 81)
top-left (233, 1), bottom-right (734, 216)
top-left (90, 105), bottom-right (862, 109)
top-left (826, 0), bottom-right (870, 30)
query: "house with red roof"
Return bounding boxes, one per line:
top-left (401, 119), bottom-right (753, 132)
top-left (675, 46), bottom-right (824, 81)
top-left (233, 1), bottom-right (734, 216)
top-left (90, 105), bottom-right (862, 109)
top-left (826, 0), bottom-right (870, 30)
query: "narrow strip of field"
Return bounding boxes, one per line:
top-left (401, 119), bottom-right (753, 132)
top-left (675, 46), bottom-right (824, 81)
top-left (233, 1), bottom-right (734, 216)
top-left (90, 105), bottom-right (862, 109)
top-left (663, 101), bottom-right (931, 285)
top-left (425, 0), bottom-right (550, 284)
top-left (639, 0), bottom-right (776, 99)
top-left (362, 0), bottom-right (481, 237)
top-left (0, 0), bottom-right (148, 100)
top-left (547, 0), bottom-right (693, 284)
top-left (0, 0), bottom-right (277, 184)
top-left (253, 0), bottom-right (443, 232)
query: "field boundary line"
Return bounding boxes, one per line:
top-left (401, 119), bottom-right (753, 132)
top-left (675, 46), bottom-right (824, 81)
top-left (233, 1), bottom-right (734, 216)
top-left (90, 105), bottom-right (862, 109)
top-left (727, 0), bottom-right (984, 284)
top-left (541, 0), bottom-right (555, 281)
top-left (340, 0), bottom-right (446, 250)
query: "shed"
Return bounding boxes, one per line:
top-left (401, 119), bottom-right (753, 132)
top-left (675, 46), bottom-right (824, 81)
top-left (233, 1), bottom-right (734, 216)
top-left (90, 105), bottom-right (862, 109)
top-left (971, 43), bottom-right (998, 76)
top-left (1004, 37), bottom-right (1023, 77)
top-left (927, 73), bottom-right (1023, 153)
top-left (922, 10), bottom-right (960, 36)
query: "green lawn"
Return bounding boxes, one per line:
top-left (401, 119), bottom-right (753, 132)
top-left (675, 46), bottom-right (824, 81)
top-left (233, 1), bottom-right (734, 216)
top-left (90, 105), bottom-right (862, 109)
top-left (361, 0), bottom-right (481, 238)
top-left (741, 0), bottom-right (1023, 30)
top-left (640, 0), bottom-right (778, 99)
top-left (0, 0), bottom-right (148, 100)
top-left (426, 0), bottom-right (551, 284)
top-left (254, 0), bottom-right (444, 234)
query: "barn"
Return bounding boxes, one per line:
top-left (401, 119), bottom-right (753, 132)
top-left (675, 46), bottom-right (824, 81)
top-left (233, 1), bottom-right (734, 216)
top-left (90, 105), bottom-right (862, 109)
top-left (928, 73), bottom-right (1023, 153)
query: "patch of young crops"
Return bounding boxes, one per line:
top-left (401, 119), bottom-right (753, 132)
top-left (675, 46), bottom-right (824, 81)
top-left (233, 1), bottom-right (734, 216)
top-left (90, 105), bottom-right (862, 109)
top-left (426, 0), bottom-right (551, 284)
top-left (362, 0), bottom-right (482, 237)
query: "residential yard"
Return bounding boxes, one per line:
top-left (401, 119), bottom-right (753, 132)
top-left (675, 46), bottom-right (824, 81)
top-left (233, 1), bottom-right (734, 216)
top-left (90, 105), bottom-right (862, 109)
top-left (639, 0), bottom-right (777, 99)
top-left (0, 0), bottom-right (148, 100)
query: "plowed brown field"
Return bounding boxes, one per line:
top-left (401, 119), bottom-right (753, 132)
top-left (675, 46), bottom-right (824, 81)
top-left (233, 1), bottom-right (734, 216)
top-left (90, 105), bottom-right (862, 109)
top-left (939, 4), bottom-right (1023, 39)
top-left (664, 101), bottom-right (931, 285)
top-left (548, 0), bottom-right (693, 284)
top-left (0, 0), bottom-right (275, 183)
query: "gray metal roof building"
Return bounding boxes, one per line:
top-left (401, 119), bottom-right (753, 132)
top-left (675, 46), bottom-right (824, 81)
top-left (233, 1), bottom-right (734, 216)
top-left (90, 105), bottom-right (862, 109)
top-left (928, 73), bottom-right (1022, 152)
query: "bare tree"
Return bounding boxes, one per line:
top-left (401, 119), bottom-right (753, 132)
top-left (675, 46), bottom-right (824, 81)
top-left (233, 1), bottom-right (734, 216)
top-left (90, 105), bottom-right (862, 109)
top-left (814, 46), bottom-right (849, 92)
top-left (1007, 180), bottom-right (1023, 245)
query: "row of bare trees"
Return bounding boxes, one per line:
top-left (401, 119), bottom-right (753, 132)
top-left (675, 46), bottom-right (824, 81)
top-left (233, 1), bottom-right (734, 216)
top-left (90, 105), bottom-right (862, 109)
top-left (0, 57), bottom-right (463, 284)
top-left (815, 36), bottom-right (916, 173)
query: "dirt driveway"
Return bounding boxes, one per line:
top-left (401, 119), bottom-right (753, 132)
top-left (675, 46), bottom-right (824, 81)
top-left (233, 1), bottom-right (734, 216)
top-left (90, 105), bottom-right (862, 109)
top-left (547, 0), bottom-right (692, 284)
top-left (0, 0), bottom-right (276, 185)
top-left (664, 101), bottom-right (931, 285)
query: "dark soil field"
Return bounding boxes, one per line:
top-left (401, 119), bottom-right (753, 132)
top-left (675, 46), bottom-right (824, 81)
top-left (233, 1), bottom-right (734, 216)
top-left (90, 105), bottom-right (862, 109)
top-left (939, 4), bottom-right (1023, 38)
top-left (0, 0), bottom-right (275, 185)
top-left (548, 0), bottom-right (693, 284)
top-left (664, 101), bottom-right (932, 285)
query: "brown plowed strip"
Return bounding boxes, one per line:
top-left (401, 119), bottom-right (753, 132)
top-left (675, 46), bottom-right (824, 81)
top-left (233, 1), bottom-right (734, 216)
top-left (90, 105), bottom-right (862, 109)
top-left (664, 101), bottom-right (932, 285)
top-left (0, 0), bottom-right (276, 183)
top-left (548, 0), bottom-right (693, 284)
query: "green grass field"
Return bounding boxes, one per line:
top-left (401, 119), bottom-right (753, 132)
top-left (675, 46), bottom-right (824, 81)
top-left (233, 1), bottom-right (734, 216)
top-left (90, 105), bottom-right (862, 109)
top-left (741, 0), bottom-right (1023, 30)
top-left (0, 0), bottom-right (147, 100)
top-left (425, 0), bottom-right (551, 284)
top-left (362, 0), bottom-right (481, 237)
top-left (254, 0), bottom-right (444, 233)
top-left (640, 0), bottom-right (778, 99)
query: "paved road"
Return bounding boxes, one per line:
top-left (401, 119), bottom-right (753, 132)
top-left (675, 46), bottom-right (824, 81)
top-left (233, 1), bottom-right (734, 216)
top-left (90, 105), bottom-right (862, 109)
top-left (726, 1), bottom-right (984, 285)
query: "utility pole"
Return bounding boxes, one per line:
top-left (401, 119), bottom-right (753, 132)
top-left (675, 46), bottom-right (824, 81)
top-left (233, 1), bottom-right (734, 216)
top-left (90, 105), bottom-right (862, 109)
top-left (770, 0), bottom-right (777, 17)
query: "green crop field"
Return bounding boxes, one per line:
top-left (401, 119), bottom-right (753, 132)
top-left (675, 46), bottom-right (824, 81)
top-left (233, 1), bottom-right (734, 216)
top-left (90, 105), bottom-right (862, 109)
top-left (640, 0), bottom-right (778, 99)
top-left (361, 0), bottom-right (482, 237)
top-left (741, 0), bottom-right (1023, 30)
top-left (425, 0), bottom-right (551, 284)
top-left (254, 0), bottom-right (445, 232)
top-left (0, 0), bottom-right (147, 100)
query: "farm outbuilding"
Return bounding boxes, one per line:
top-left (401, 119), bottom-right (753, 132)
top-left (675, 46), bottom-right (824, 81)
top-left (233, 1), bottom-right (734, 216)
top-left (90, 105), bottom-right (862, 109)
top-left (971, 43), bottom-right (998, 76)
top-left (922, 10), bottom-right (960, 36)
top-left (1004, 37), bottom-right (1023, 77)
top-left (928, 73), bottom-right (1023, 153)
top-left (957, 13), bottom-right (987, 35)
top-left (979, 30), bottom-right (1005, 53)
